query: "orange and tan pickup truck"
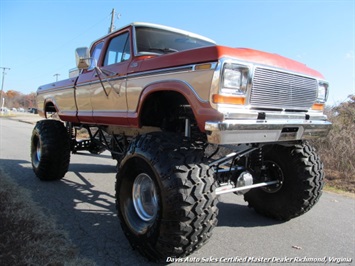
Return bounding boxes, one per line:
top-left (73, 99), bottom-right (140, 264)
top-left (31, 22), bottom-right (331, 261)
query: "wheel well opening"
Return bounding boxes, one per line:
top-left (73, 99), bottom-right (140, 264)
top-left (43, 102), bottom-right (58, 119)
top-left (45, 102), bottom-right (57, 113)
top-left (140, 91), bottom-right (191, 130)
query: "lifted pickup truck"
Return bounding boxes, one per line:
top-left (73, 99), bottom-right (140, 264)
top-left (31, 22), bottom-right (331, 261)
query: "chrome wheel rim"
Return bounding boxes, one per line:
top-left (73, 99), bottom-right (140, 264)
top-left (36, 140), bottom-right (41, 162)
top-left (132, 173), bottom-right (158, 222)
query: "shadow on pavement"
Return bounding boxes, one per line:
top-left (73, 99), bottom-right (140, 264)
top-left (0, 158), bottom-right (149, 265)
top-left (0, 157), bottom-right (282, 265)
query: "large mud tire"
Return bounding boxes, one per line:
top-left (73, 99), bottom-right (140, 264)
top-left (116, 132), bottom-right (218, 262)
top-left (31, 120), bottom-right (71, 181)
top-left (244, 141), bottom-right (324, 221)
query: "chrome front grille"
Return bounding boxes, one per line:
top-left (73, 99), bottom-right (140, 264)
top-left (250, 67), bottom-right (317, 110)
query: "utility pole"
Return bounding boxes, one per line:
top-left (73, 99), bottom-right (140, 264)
top-left (108, 8), bottom-right (115, 33)
top-left (0, 67), bottom-right (10, 114)
top-left (108, 8), bottom-right (121, 33)
top-left (54, 73), bottom-right (60, 82)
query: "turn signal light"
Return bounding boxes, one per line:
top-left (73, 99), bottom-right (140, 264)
top-left (212, 94), bottom-right (246, 105)
top-left (312, 103), bottom-right (325, 111)
top-left (195, 63), bottom-right (213, 70)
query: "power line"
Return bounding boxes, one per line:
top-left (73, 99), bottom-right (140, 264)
top-left (28, 12), bottom-right (112, 69)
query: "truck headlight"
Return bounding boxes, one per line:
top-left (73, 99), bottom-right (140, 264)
top-left (221, 63), bottom-right (249, 95)
top-left (316, 81), bottom-right (329, 103)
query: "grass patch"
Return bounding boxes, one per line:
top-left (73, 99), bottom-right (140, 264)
top-left (324, 169), bottom-right (355, 194)
top-left (0, 113), bottom-right (15, 117)
top-left (0, 170), bottom-right (95, 266)
top-left (324, 183), bottom-right (355, 198)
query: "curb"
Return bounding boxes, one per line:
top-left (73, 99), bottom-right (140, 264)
top-left (1, 114), bottom-right (42, 125)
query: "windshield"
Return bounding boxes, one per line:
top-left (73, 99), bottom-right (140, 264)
top-left (135, 26), bottom-right (215, 55)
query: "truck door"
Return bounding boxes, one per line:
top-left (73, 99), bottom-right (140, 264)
top-left (75, 41), bottom-right (104, 123)
top-left (90, 31), bottom-right (130, 125)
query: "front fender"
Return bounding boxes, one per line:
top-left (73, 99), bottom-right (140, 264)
top-left (135, 80), bottom-right (223, 132)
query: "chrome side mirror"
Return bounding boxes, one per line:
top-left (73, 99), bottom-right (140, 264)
top-left (75, 47), bottom-right (91, 69)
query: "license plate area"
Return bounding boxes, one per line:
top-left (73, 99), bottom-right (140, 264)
top-left (279, 127), bottom-right (299, 140)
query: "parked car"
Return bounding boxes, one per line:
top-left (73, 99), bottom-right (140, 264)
top-left (0, 107), bottom-right (9, 113)
top-left (28, 108), bottom-right (38, 114)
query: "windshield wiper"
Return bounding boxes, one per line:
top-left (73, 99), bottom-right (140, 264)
top-left (148, 48), bottom-right (178, 54)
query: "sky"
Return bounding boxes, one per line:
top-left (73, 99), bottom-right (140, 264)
top-left (0, 0), bottom-right (354, 106)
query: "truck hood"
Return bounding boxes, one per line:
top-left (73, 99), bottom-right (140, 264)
top-left (137, 45), bottom-right (324, 79)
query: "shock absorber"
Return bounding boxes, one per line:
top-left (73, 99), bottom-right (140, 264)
top-left (249, 145), bottom-right (264, 180)
top-left (65, 122), bottom-right (77, 151)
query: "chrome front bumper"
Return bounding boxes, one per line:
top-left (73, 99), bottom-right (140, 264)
top-left (205, 119), bottom-right (332, 144)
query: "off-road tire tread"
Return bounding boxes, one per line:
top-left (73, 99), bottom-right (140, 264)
top-left (31, 120), bottom-right (71, 180)
top-left (244, 141), bottom-right (324, 221)
top-left (116, 132), bottom-right (218, 262)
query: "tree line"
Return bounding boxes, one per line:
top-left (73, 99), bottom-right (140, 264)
top-left (0, 90), bottom-right (36, 109)
top-left (311, 94), bottom-right (355, 192)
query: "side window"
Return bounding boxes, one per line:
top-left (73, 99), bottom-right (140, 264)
top-left (88, 42), bottom-right (104, 70)
top-left (104, 32), bottom-right (130, 66)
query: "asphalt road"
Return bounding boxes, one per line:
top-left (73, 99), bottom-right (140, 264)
top-left (0, 117), bottom-right (354, 266)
